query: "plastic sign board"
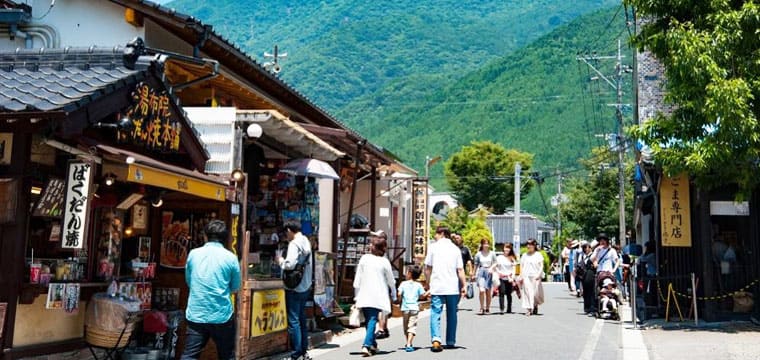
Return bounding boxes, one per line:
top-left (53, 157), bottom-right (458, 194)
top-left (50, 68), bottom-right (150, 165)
top-left (659, 173), bottom-right (692, 247)
top-left (62, 160), bottom-right (94, 249)
top-left (251, 289), bottom-right (287, 337)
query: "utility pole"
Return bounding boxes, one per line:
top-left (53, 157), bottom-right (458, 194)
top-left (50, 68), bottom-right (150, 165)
top-left (513, 162), bottom-right (521, 256)
top-left (557, 170), bottom-right (563, 239)
top-left (577, 39), bottom-right (629, 247)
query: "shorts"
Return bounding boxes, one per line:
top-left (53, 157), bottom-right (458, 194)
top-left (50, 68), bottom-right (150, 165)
top-left (402, 310), bottom-right (419, 335)
top-left (476, 268), bottom-right (493, 290)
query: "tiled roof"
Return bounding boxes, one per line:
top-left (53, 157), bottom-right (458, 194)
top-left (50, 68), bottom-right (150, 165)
top-left (0, 48), bottom-right (143, 113)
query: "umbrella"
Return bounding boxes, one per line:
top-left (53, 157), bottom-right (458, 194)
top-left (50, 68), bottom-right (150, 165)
top-left (279, 158), bottom-right (340, 180)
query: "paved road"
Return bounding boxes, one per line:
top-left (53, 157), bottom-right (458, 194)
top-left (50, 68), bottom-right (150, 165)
top-left (312, 283), bottom-right (623, 360)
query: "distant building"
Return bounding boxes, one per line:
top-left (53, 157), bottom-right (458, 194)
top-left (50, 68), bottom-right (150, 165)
top-left (486, 211), bottom-right (554, 248)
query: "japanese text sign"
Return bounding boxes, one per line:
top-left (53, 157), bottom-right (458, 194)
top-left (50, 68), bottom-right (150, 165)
top-left (62, 161), bottom-right (93, 249)
top-left (660, 173), bottom-right (692, 247)
top-left (118, 82), bottom-right (181, 152)
top-left (250, 289), bottom-right (287, 337)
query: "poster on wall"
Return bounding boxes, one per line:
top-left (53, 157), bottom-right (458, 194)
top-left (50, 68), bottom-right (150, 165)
top-left (160, 211), bottom-right (218, 268)
top-left (96, 210), bottom-right (124, 280)
top-left (62, 161), bottom-right (94, 249)
top-left (251, 289), bottom-right (287, 337)
top-left (132, 203), bottom-right (148, 230)
top-left (46, 283), bottom-right (66, 309)
top-left (63, 283), bottom-right (80, 314)
top-left (660, 173), bottom-right (692, 247)
top-left (313, 252), bottom-right (339, 317)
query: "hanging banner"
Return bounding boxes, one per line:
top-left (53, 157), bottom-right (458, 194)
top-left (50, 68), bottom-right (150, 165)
top-left (660, 173), bottom-right (692, 247)
top-left (250, 289), bottom-right (287, 337)
top-left (62, 161), bottom-right (94, 249)
top-left (412, 179), bottom-right (429, 260)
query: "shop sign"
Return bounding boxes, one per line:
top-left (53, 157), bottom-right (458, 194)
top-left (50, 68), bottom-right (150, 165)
top-left (33, 178), bottom-right (66, 217)
top-left (412, 179), bottom-right (429, 259)
top-left (118, 82), bottom-right (181, 152)
top-left (0, 132), bottom-right (12, 165)
top-left (62, 161), bottom-right (94, 249)
top-left (251, 289), bottom-right (287, 337)
top-left (127, 164), bottom-right (226, 201)
top-left (660, 173), bottom-right (692, 247)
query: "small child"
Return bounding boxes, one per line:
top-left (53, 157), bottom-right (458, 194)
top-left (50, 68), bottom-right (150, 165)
top-left (599, 278), bottom-right (622, 312)
top-left (397, 265), bottom-right (428, 352)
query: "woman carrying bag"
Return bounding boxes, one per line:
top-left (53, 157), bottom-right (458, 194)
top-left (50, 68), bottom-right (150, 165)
top-left (353, 231), bottom-right (397, 357)
top-left (491, 243), bottom-right (518, 314)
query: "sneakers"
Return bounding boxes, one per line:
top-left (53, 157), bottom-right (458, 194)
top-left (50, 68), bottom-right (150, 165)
top-left (361, 347), bottom-right (373, 357)
top-left (405, 346), bottom-right (415, 352)
top-left (375, 330), bottom-right (390, 339)
top-left (431, 340), bottom-right (443, 352)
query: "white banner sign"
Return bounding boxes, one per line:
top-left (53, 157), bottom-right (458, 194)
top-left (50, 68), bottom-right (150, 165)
top-left (62, 161), bottom-right (93, 249)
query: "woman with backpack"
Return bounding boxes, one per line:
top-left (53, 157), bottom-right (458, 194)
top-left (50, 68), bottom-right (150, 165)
top-left (474, 239), bottom-right (497, 314)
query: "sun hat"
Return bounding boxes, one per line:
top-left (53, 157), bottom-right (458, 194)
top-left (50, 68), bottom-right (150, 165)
top-left (602, 278), bottom-right (615, 287)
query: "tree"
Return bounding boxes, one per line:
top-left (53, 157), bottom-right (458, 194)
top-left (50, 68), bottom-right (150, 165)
top-left (434, 206), bottom-right (470, 235)
top-left (462, 208), bottom-right (493, 256)
top-left (444, 141), bottom-right (534, 213)
top-left (627, 0), bottom-right (760, 196)
top-left (563, 147), bottom-right (633, 240)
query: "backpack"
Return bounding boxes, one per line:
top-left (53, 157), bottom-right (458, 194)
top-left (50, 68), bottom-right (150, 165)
top-left (283, 243), bottom-right (309, 289)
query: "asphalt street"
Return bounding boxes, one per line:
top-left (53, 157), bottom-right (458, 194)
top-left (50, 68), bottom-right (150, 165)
top-left (312, 283), bottom-right (623, 360)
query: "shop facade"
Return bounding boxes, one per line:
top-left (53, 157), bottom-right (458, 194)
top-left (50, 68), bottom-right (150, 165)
top-left (0, 48), bottom-right (237, 358)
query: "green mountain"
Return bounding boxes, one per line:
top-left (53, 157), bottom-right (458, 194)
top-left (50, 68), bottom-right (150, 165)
top-left (168, 1), bottom-right (631, 214)
top-left (169, 0), bottom-right (618, 112)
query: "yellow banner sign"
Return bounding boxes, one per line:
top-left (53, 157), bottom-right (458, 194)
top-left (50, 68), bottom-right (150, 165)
top-left (660, 173), bottom-right (692, 247)
top-left (127, 164), bottom-right (226, 201)
top-left (250, 289), bottom-right (287, 337)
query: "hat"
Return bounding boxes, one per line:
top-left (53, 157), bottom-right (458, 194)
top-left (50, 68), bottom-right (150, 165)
top-left (590, 240), bottom-right (599, 248)
top-left (370, 230), bottom-right (387, 239)
top-left (602, 278), bottom-right (615, 287)
top-left (569, 240), bottom-right (579, 248)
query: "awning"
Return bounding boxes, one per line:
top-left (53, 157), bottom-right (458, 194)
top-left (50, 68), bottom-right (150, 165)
top-left (98, 145), bottom-right (230, 202)
top-left (237, 110), bottom-right (345, 162)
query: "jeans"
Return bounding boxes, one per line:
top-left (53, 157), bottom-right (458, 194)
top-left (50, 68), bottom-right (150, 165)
top-left (361, 307), bottom-right (381, 348)
top-left (430, 294), bottom-right (459, 346)
top-left (286, 290), bottom-right (310, 357)
top-left (180, 317), bottom-right (236, 360)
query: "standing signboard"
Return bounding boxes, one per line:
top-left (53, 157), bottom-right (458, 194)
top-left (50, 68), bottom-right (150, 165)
top-left (62, 160), bottom-right (94, 249)
top-left (250, 289), bottom-right (287, 337)
top-left (660, 173), bottom-right (692, 247)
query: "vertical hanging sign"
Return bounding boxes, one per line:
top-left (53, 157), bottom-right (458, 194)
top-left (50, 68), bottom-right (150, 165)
top-left (660, 173), bottom-right (692, 247)
top-left (62, 160), bottom-right (94, 249)
top-left (412, 179), bottom-right (429, 260)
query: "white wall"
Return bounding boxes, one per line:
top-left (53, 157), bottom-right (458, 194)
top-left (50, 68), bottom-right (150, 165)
top-left (318, 178), bottom-right (334, 252)
top-left (0, 0), bottom-right (144, 50)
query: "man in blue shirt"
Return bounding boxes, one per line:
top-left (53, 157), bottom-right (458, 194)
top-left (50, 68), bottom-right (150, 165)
top-left (181, 220), bottom-right (241, 360)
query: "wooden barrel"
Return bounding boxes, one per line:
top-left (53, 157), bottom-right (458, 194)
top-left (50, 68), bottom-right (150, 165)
top-left (85, 326), bottom-right (133, 348)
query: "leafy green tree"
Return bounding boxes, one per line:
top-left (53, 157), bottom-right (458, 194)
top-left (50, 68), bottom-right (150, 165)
top-left (563, 147), bottom-right (633, 240)
top-left (462, 208), bottom-right (494, 255)
top-left (434, 206), bottom-right (470, 235)
top-left (445, 141), bottom-right (534, 213)
top-left (627, 0), bottom-right (760, 196)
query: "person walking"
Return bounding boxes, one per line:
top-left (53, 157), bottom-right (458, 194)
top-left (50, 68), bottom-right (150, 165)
top-left (353, 232), bottom-right (397, 357)
top-left (182, 220), bottom-right (241, 360)
top-left (278, 222), bottom-right (313, 360)
top-left (520, 239), bottom-right (545, 316)
top-left (424, 226), bottom-right (466, 352)
top-left (453, 233), bottom-right (474, 280)
top-left (579, 242), bottom-right (596, 315)
top-left (474, 239), bottom-right (497, 314)
top-left (397, 265), bottom-right (428, 352)
top-left (491, 243), bottom-right (518, 314)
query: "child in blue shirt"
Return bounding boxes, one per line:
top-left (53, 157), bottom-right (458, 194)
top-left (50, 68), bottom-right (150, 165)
top-left (397, 265), bottom-right (429, 352)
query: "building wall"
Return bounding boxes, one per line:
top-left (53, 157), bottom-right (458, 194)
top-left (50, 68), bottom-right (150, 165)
top-left (0, 0), bottom-right (144, 50)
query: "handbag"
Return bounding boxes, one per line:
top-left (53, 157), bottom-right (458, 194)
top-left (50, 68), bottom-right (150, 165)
top-left (283, 244), bottom-right (308, 289)
top-left (348, 305), bottom-right (364, 327)
top-left (466, 282), bottom-right (475, 299)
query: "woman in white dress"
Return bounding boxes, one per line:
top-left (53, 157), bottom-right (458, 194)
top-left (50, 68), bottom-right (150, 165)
top-left (520, 239), bottom-right (545, 316)
top-left (354, 233), bottom-right (397, 356)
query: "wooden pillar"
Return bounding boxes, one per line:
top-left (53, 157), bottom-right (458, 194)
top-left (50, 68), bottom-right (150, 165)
top-left (370, 167), bottom-right (377, 230)
top-left (0, 132), bottom-right (32, 355)
top-left (697, 188), bottom-right (717, 321)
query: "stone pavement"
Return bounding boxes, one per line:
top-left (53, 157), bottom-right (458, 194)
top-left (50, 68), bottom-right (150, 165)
top-left (640, 320), bottom-right (760, 360)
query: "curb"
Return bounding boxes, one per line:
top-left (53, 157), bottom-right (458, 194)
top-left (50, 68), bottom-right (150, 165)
top-left (620, 303), bottom-right (650, 360)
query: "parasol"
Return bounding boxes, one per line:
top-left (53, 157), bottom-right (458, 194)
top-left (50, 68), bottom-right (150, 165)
top-left (279, 158), bottom-right (340, 180)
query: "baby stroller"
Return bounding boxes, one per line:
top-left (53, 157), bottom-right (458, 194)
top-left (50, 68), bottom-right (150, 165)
top-left (596, 271), bottom-right (621, 320)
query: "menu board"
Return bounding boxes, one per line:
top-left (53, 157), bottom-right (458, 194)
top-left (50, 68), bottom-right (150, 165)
top-left (33, 178), bottom-right (66, 217)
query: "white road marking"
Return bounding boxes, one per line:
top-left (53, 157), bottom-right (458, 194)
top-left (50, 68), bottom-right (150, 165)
top-left (579, 318), bottom-right (605, 360)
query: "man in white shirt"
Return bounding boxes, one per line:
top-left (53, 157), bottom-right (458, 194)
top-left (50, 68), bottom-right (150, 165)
top-left (424, 226), bottom-right (466, 353)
